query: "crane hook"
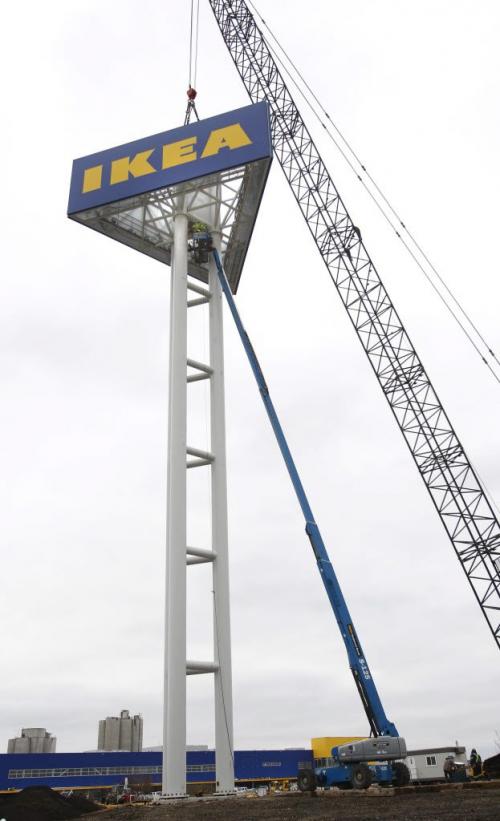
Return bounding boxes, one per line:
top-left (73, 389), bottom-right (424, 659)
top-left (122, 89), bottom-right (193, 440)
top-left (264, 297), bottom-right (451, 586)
top-left (184, 85), bottom-right (200, 125)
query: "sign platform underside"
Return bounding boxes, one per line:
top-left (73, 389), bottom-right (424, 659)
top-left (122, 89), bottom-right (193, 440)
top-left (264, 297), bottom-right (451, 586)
top-left (69, 160), bottom-right (269, 293)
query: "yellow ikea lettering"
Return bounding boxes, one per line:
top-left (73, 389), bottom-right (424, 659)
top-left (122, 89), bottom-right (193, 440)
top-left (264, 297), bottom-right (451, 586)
top-left (82, 165), bottom-right (103, 193)
top-left (201, 124), bottom-right (252, 158)
top-left (163, 136), bottom-right (197, 169)
top-left (110, 149), bottom-right (156, 185)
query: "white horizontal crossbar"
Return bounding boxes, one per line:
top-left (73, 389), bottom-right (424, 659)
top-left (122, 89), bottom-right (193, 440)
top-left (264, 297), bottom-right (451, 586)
top-left (188, 296), bottom-right (210, 308)
top-left (187, 358), bottom-right (213, 374)
top-left (187, 546), bottom-right (217, 560)
top-left (187, 358), bottom-right (213, 383)
top-left (186, 445), bottom-right (214, 468)
top-left (187, 281), bottom-right (211, 299)
top-left (186, 660), bottom-right (219, 675)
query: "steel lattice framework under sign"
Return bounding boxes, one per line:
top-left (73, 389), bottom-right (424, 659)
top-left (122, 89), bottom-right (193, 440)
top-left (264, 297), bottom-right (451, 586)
top-left (68, 102), bottom-right (271, 294)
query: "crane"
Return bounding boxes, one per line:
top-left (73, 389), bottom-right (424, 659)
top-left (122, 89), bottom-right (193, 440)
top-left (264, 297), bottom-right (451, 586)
top-left (207, 0), bottom-right (500, 651)
top-left (189, 231), bottom-right (409, 789)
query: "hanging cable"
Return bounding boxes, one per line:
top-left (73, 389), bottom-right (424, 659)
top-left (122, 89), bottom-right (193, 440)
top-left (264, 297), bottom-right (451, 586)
top-left (185, 0), bottom-right (200, 125)
top-left (246, 0), bottom-right (500, 384)
top-left (212, 590), bottom-right (235, 766)
top-left (188, 0), bottom-right (195, 86)
top-left (261, 36), bottom-right (500, 383)
top-left (193, 0), bottom-right (200, 89)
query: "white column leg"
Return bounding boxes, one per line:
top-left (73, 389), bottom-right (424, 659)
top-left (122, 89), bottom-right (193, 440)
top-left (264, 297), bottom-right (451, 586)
top-left (163, 210), bottom-right (189, 796)
top-left (209, 230), bottom-right (235, 793)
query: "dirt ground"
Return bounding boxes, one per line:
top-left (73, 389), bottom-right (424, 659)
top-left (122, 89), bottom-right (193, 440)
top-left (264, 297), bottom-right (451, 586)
top-left (81, 783), bottom-right (500, 821)
top-left (0, 785), bottom-right (100, 821)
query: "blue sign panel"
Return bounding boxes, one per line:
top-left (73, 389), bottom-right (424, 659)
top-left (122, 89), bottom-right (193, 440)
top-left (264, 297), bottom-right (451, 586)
top-left (68, 102), bottom-right (271, 215)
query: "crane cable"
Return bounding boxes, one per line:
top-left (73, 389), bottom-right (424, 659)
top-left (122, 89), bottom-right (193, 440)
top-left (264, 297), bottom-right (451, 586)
top-left (188, 0), bottom-right (200, 88)
top-left (189, 0), bottom-right (200, 88)
top-left (246, 0), bottom-right (500, 386)
top-left (186, 0), bottom-right (201, 124)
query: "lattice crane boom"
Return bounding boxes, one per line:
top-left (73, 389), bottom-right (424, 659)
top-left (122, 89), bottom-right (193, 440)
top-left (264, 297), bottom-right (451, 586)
top-left (208, 0), bottom-right (500, 649)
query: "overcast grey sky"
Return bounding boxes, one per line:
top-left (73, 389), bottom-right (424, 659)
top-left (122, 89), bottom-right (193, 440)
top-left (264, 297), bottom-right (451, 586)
top-left (1, 0), bottom-right (499, 762)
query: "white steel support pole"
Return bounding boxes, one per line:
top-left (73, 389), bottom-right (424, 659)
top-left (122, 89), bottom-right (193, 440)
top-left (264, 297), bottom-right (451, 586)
top-left (209, 230), bottom-right (235, 793)
top-left (163, 210), bottom-right (189, 796)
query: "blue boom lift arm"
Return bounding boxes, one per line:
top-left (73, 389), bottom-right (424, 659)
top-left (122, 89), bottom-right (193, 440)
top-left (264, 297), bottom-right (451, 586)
top-left (209, 240), bottom-right (397, 740)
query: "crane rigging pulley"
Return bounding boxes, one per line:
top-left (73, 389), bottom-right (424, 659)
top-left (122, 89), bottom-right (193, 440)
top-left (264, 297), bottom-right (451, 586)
top-left (207, 0), bottom-right (500, 650)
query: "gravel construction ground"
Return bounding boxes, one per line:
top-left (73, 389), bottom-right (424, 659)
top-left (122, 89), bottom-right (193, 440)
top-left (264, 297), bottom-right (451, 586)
top-left (81, 782), bottom-right (500, 821)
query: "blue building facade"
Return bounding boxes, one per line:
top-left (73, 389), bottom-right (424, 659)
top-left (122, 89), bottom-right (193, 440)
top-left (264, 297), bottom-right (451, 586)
top-left (0, 749), bottom-right (313, 792)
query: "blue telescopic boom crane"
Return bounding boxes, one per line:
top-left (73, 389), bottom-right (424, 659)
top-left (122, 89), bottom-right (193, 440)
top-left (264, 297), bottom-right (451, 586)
top-left (202, 239), bottom-right (409, 789)
top-left (206, 238), bottom-right (397, 740)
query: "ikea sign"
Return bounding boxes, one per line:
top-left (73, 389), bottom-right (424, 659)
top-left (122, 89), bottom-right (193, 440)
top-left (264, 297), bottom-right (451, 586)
top-left (68, 102), bottom-right (272, 215)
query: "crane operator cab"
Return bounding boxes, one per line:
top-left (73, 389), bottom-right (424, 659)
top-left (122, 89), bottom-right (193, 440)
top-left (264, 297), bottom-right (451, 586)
top-left (298, 736), bottom-right (410, 791)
